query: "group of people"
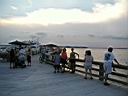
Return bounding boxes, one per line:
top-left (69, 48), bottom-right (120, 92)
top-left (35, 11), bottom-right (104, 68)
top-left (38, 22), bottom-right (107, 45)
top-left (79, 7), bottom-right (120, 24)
top-left (52, 46), bottom-right (120, 86)
top-left (52, 48), bottom-right (79, 73)
top-left (9, 47), bottom-right (32, 69)
top-left (10, 45), bottom-right (119, 86)
top-left (9, 45), bottom-right (120, 86)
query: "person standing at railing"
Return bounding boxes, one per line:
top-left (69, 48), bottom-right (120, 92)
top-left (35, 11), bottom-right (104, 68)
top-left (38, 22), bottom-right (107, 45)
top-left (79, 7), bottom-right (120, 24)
top-left (53, 51), bottom-right (61, 73)
top-left (60, 48), bottom-right (68, 73)
top-left (84, 50), bottom-right (94, 79)
top-left (69, 48), bottom-right (79, 73)
top-left (103, 46), bottom-right (120, 86)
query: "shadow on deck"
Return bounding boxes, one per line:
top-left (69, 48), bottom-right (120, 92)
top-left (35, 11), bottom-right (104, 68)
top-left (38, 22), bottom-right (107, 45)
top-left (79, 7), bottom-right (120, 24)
top-left (0, 55), bottom-right (128, 96)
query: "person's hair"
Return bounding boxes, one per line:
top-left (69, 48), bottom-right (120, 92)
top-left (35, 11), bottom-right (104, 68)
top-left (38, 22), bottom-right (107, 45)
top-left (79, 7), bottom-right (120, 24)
top-left (86, 50), bottom-right (91, 56)
top-left (71, 48), bottom-right (74, 51)
top-left (108, 47), bottom-right (113, 52)
top-left (63, 48), bottom-right (66, 52)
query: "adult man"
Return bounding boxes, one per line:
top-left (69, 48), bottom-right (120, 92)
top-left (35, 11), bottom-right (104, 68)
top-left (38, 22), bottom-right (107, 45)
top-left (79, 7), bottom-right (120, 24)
top-left (69, 48), bottom-right (79, 73)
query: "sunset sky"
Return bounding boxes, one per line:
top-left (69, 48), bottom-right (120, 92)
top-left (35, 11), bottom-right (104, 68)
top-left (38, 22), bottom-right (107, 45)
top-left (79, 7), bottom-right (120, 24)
top-left (0, 0), bottom-right (128, 47)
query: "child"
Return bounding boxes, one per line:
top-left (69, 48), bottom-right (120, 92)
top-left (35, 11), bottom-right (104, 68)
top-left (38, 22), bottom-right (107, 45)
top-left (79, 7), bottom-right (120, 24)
top-left (53, 51), bottom-right (61, 73)
top-left (84, 50), bottom-right (93, 79)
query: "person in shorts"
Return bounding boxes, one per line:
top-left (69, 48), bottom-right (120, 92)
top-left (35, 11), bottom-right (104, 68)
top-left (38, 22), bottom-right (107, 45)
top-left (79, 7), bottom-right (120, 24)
top-left (84, 50), bottom-right (93, 79)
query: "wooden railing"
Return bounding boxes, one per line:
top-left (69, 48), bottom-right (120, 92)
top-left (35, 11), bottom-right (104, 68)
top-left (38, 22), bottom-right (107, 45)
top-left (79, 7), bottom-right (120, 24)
top-left (46, 59), bottom-right (128, 85)
top-left (75, 59), bottom-right (128, 85)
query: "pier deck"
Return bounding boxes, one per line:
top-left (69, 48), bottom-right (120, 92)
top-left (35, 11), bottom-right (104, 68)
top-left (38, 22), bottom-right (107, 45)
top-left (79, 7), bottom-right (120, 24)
top-left (0, 55), bottom-right (127, 96)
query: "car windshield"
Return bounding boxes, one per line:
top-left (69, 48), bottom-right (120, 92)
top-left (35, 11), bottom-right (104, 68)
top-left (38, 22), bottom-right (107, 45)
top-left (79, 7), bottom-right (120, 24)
top-left (31, 46), bottom-right (36, 48)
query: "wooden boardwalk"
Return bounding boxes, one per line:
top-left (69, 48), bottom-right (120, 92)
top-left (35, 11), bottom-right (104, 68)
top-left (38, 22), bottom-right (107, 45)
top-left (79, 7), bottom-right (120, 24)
top-left (0, 55), bottom-right (128, 96)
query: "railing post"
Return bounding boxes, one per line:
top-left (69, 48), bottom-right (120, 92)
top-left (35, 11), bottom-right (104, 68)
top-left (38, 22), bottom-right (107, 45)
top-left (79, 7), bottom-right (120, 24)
top-left (126, 63), bottom-right (128, 85)
top-left (99, 63), bottom-right (104, 81)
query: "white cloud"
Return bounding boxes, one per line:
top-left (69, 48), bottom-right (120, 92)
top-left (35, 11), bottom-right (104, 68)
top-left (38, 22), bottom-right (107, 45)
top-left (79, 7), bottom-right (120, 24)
top-left (27, 0), bottom-right (32, 6)
top-left (10, 6), bottom-right (18, 10)
top-left (1, 0), bottom-right (128, 25)
top-left (27, 0), bottom-right (32, 4)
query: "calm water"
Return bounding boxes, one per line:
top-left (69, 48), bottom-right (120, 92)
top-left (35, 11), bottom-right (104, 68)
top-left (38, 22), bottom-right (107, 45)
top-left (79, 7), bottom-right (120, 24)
top-left (66, 48), bottom-right (128, 65)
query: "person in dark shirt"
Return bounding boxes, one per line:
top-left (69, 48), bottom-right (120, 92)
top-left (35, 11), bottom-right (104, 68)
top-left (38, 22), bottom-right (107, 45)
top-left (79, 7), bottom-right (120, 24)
top-left (10, 48), bottom-right (15, 69)
top-left (69, 48), bottom-right (79, 73)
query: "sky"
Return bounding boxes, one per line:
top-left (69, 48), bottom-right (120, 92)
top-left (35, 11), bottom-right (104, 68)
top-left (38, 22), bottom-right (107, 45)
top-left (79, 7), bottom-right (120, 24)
top-left (0, 0), bottom-right (128, 48)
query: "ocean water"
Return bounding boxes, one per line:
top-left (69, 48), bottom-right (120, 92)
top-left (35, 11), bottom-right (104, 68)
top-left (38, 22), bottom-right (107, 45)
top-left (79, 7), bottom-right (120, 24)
top-left (66, 48), bottom-right (128, 65)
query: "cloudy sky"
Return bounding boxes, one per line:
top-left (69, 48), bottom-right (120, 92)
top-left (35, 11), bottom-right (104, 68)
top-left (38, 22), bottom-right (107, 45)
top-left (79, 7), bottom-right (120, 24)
top-left (0, 0), bottom-right (128, 47)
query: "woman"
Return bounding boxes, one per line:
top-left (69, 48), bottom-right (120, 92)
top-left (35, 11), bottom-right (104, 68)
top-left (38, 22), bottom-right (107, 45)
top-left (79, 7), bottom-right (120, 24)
top-left (84, 50), bottom-right (93, 79)
top-left (60, 48), bottom-right (68, 73)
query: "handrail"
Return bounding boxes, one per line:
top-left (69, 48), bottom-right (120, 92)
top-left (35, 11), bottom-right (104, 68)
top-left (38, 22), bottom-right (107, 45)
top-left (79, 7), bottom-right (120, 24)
top-left (75, 59), bottom-right (128, 85)
top-left (75, 59), bottom-right (128, 70)
top-left (46, 58), bottom-right (128, 85)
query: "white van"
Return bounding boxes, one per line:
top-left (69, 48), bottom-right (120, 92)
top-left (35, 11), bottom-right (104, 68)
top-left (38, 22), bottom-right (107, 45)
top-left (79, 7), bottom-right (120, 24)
top-left (31, 45), bottom-right (40, 55)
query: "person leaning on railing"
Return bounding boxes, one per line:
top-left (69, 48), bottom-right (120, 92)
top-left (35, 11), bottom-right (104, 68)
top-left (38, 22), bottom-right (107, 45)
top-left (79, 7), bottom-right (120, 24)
top-left (84, 50), bottom-right (94, 79)
top-left (103, 46), bottom-right (120, 86)
top-left (69, 48), bottom-right (79, 73)
top-left (60, 48), bottom-right (68, 73)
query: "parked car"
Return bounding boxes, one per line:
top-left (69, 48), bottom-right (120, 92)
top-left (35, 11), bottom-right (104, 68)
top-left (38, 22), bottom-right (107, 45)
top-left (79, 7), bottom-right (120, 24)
top-left (31, 45), bottom-right (40, 55)
top-left (0, 47), bottom-right (7, 53)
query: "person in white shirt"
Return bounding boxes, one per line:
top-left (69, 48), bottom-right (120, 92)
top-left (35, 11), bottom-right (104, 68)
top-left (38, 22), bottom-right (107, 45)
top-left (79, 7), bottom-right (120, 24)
top-left (19, 47), bottom-right (26, 66)
top-left (104, 47), bottom-right (119, 86)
